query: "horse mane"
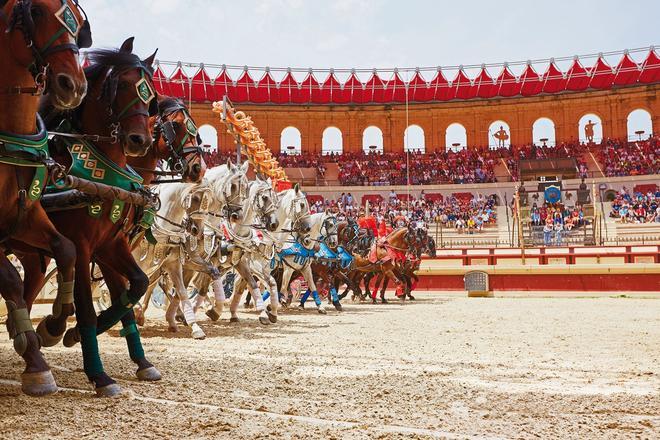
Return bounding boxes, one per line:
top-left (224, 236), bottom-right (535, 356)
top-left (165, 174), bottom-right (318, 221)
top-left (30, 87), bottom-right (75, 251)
top-left (158, 97), bottom-right (187, 116)
top-left (84, 48), bottom-right (153, 81)
top-left (39, 46), bottom-right (155, 131)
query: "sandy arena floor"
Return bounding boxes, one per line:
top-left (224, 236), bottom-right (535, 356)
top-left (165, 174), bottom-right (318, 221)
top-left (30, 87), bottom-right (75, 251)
top-left (0, 293), bottom-right (659, 439)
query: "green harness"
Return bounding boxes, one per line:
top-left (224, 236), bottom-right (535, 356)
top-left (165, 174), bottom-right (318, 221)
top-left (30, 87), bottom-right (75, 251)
top-left (48, 134), bottom-right (154, 227)
top-left (0, 117), bottom-right (50, 202)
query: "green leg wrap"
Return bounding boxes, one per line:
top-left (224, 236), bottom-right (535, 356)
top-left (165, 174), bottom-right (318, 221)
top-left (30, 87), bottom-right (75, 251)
top-left (53, 271), bottom-right (75, 318)
top-left (5, 301), bottom-right (35, 356)
top-left (96, 290), bottom-right (139, 335)
top-left (120, 316), bottom-right (145, 362)
top-left (79, 326), bottom-right (104, 378)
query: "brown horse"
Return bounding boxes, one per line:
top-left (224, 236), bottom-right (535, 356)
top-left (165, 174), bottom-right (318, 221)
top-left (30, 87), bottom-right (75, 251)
top-left (349, 227), bottom-right (416, 302)
top-left (367, 228), bottom-right (436, 302)
top-left (0, 0), bottom-right (90, 396)
top-left (19, 37), bottom-right (158, 396)
top-left (128, 96), bottom-right (207, 186)
top-left (88, 97), bottom-right (207, 379)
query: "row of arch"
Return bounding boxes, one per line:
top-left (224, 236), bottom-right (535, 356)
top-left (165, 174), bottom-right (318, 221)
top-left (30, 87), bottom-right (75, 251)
top-left (198, 109), bottom-right (654, 153)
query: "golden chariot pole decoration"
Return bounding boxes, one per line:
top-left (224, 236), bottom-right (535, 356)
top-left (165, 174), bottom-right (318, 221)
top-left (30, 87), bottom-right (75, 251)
top-left (212, 96), bottom-right (290, 186)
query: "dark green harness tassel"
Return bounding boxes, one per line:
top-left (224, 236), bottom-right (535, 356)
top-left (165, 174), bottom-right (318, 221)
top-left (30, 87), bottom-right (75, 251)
top-left (79, 326), bottom-right (104, 378)
top-left (120, 315), bottom-right (145, 362)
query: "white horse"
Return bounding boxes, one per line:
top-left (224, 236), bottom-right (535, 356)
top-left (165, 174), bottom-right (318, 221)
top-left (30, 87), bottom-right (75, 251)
top-left (137, 161), bottom-right (249, 339)
top-left (276, 210), bottom-right (338, 314)
top-left (188, 176), bottom-right (280, 325)
top-left (226, 183), bottom-right (314, 322)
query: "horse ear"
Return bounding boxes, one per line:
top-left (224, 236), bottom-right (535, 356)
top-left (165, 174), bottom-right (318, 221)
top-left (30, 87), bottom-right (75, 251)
top-left (266, 177), bottom-right (272, 186)
top-left (255, 174), bottom-right (262, 182)
top-left (143, 49), bottom-right (158, 68)
top-left (226, 158), bottom-right (235, 171)
top-left (241, 161), bottom-right (249, 173)
top-left (120, 37), bottom-right (135, 54)
top-left (294, 183), bottom-right (300, 194)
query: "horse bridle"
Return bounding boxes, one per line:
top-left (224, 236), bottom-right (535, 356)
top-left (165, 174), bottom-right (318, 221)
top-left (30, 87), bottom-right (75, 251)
top-left (286, 194), bottom-right (311, 237)
top-left (149, 103), bottom-right (204, 180)
top-left (221, 171), bottom-right (248, 218)
top-left (318, 215), bottom-right (338, 246)
top-left (2, 0), bottom-right (91, 95)
top-left (251, 184), bottom-right (278, 228)
top-left (49, 64), bottom-right (158, 145)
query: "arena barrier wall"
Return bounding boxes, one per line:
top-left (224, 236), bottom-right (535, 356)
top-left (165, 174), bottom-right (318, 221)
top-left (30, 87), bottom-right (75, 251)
top-left (417, 245), bottom-right (660, 292)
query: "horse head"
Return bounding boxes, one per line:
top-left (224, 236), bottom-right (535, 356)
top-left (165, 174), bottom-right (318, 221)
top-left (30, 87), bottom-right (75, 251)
top-left (79, 37), bottom-right (158, 158)
top-left (151, 97), bottom-right (206, 183)
top-left (248, 176), bottom-right (279, 232)
top-left (2, 0), bottom-right (89, 108)
top-left (320, 210), bottom-right (339, 248)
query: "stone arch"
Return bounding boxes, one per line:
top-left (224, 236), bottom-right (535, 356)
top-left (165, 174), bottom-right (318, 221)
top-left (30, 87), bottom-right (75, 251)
top-left (403, 124), bottom-right (425, 153)
top-left (626, 109), bottom-right (653, 141)
top-left (322, 126), bottom-right (343, 155)
top-left (488, 120), bottom-right (511, 149)
top-left (532, 117), bottom-right (556, 147)
top-left (198, 124), bottom-right (218, 151)
top-left (578, 113), bottom-right (603, 144)
top-left (445, 123), bottom-right (467, 151)
top-left (362, 126), bottom-right (383, 154)
top-left (281, 126), bottom-right (302, 155)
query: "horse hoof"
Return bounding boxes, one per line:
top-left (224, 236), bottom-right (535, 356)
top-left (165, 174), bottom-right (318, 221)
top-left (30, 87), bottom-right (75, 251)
top-left (229, 317), bottom-right (240, 323)
top-left (191, 327), bottom-right (206, 340)
top-left (136, 366), bottom-right (162, 382)
top-left (381, 299), bottom-right (389, 304)
top-left (62, 327), bottom-right (80, 348)
top-left (409, 296), bottom-right (416, 301)
top-left (259, 316), bottom-right (271, 326)
top-left (206, 309), bottom-right (220, 322)
top-left (95, 383), bottom-right (122, 398)
top-left (333, 303), bottom-right (343, 312)
top-left (371, 299), bottom-right (377, 304)
top-left (318, 308), bottom-right (327, 315)
top-left (168, 325), bottom-right (178, 333)
top-left (36, 318), bottom-right (64, 347)
top-left (21, 371), bottom-right (58, 396)
top-left (267, 311), bottom-right (278, 324)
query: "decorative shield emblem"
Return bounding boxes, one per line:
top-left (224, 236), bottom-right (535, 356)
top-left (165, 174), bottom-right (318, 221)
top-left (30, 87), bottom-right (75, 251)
top-left (184, 116), bottom-right (198, 137)
top-left (135, 78), bottom-right (155, 105)
top-left (55, 3), bottom-right (80, 37)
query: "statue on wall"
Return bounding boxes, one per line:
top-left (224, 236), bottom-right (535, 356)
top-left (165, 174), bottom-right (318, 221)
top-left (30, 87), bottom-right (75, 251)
top-left (493, 126), bottom-right (509, 148)
top-left (584, 119), bottom-right (597, 143)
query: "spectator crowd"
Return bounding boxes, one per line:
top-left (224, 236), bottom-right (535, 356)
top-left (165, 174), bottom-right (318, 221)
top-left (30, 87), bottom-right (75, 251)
top-left (610, 188), bottom-right (660, 223)
top-left (204, 137), bottom-right (658, 186)
top-left (308, 191), bottom-right (498, 233)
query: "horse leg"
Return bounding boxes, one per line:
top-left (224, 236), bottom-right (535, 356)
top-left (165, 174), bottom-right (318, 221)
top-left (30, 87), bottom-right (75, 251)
top-left (407, 272), bottom-right (418, 300)
top-left (302, 265), bottom-right (326, 315)
top-left (163, 259), bottom-right (205, 340)
top-left (365, 272), bottom-right (378, 303)
top-left (229, 275), bottom-right (246, 323)
top-left (280, 266), bottom-right (295, 308)
top-left (380, 275), bottom-right (389, 303)
top-left (205, 274), bottom-right (225, 323)
top-left (235, 259), bottom-right (269, 325)
top-left (64, 245), bottom-right (120, 396)
top-left (13, 208), bottom-right (76, 346)
top-left (265, 271), bottom-right (279, 323)
top-left (97, 262), bottom-right (161, 381)
top-left (1, 253), bottom-right (57, 396)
